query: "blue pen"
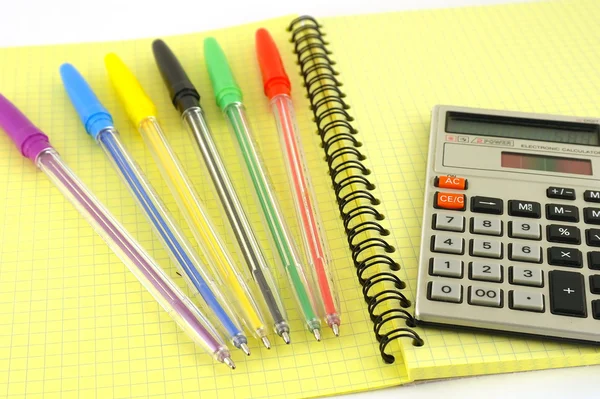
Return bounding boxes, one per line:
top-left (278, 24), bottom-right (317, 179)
top-left (59, 63), bottom-right (250, 354)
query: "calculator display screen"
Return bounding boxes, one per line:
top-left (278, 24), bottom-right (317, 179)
top-left (501, 152), bottom-right (592, 175)
top-left (446, 111), bottom-right (600, 146)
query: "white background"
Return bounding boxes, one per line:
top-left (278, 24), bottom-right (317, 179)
top-left (2, 0), bottom-right (598, 398)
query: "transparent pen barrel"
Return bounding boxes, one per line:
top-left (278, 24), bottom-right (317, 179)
top-left (270, 94), bottom-right (340, 326)
top-left (223, 103), bottom-right (322, 332)
top-left (96, 128), bottom-right (246, 347)
top-left (182, 107), bottom-right (289, 336)
top-left (137, 117), bottom-right (268, 340)
top-left (35, 148), bottom-right (230, 361)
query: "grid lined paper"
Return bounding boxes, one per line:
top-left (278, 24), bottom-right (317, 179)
top-left (3, 1), bottom-right (600, 398)
top-left (321, 0), bottom-right (600, 382)
top-left (0, 16), bottom-right (408, 399)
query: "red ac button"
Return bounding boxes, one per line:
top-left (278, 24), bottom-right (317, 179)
top-left (435, 175), bottom-right (467, 190)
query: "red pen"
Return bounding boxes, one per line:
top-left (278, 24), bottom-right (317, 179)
top-left (255, 28), bottom-right (341, 335)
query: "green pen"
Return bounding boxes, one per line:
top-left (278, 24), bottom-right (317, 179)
top-left (204, 37), bottom-right (323, 340)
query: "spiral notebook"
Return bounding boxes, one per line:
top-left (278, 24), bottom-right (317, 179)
top-left (2, 0), bottom-right (600, 398)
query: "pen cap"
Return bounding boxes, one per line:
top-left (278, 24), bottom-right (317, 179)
top-left (0, 93), bottom-right (52, 161)
top-left (60, 63), bottom-right (114, 139)
top-left (104, 53), bottom-right (157, 127)
top-left (255, 28), bottom-right (291, 99)
top-left (152, 40), bottom-right (200, 114)
top-left (203, 37), bottom-right (242, 110)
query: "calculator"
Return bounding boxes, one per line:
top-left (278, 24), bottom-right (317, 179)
top-left (414, 105), bottom-right (600, 343)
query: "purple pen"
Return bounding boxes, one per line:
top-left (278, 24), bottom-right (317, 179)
top-left (0, 93), bottom-right (235, 369)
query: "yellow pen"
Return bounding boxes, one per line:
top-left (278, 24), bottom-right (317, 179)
top-left (104, 53), bottom-right (271, 348)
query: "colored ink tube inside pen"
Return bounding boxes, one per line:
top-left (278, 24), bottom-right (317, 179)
top-left (0, 93), bottom-right (235, 369)
top-left (151, 39), bottom-right (291, 343)
top-left (59, 63), bottom-right (250, 354)
top-left (256, 28), bottom-right (341, 335)
top-left (203, 37), bottom-right (323, 340)
top-left (102, 55), bottom-right (272, 348)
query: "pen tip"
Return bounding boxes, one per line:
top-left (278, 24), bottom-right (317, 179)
top-left (261, 336), bottom-right (271, 349)
top-left (281, 331), bottom-right (291, 344)
top-left (332, 323), bottom-right (340, 337)
top-left (312, 328), bottom-right (321, 342)
top-left (240, 343), bottom-right (251, 356)
top-left (223, 357), bottom-right (236, 370)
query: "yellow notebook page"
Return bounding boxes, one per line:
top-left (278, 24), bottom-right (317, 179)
top-left (319, 0), bottom-right (600, 382)
top-left (0, 17), bottom-right (409, 399)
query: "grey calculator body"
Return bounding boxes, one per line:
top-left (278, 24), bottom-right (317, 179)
top-left (415, 105), bottom-right (600, 343)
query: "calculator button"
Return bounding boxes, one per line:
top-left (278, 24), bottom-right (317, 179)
top-left (434, 192), bottom-right (465, 211)
top-left (509, 266), bottom-right (543, 287)
top-left (432, 235), bottom-right (464, 254)
top-left (548, 247), bottom-right (582, 268)
top-left (469, 286), bottom-right (502, 308)
top-left (471, 196), bottom-right (503, 215)
top-left (470, 261), bottom-right (502, 282)
top-left (588, 252), bottom-right (600, 270)
top-left (546, 224), bottom-right (581, 244)
top-left (470, 239), bottom-right (502, 259)
top-left (471, 217), bottom-right (502, 236)
top-left (509, 243), bottom-right (541, 263)
top-left (583, 208), bottom-right (600, 225)
top-left (509, 290), bottom-right (545, 312)
top-left (549, 270), bottom-right (586, 317)
top-left (509, 221), bottom-right (541, 240)
top-left (546, 204), bottom-right (579, 222)
top-left (435, 176), bottom-right (467, 190)
top-left (586, 229), bottom-right (600, 247)
top-left (547, 186), bottom-right (576, 200)
top-left (508, 200), bottom-right (541, 218)
top-left (589, 275), bottom-right (600, 294)
top-left (584, 190), bottom-right (600, 203)
top-left (428, 281), bottom-right (462, 303)
top-left (433, 213), bottom-right (465, 232)
top-left (430, 258), bottom-right (463, 278)
top-left (593, 301), bottom-right (600, 319)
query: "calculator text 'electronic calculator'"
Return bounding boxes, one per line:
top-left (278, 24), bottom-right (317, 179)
top-left (415, 105), bottom-right (600, 343)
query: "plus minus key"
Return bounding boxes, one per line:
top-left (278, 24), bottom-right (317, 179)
top-left (547, 186), bottom-right (576, 200)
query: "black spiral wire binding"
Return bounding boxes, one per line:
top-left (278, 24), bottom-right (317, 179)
top-left (288, 16), bottom-right (424, 363)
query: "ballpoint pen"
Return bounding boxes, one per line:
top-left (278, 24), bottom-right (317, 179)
top-left (150, 40), bottom-right (291, 343)
top-left (103, 53), bottom-right (272, 348)
top-left (0, 93), bottom-right (235, 369)
top-left (202, 38), bottom-right (323, 341)
top-left (59, 63), bottom-right (250, 354)
top-left (255, 28), bottom-right (341, 335)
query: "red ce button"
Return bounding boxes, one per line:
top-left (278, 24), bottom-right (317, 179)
top-left (434, 192), bottom-right (466, 211)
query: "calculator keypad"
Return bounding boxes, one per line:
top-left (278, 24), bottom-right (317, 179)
top-left (470, 261), bottom-right (502, 282)
top-left (547, 247), bottom-right (582, 267)
top-left (509, 221), bottom-right (541, 240)
top-left (546, 204), bottom-right (579, 222)
top-left (471, 217), bottom-right (502, 236)
top-left (509, 243), bottom-right (541, 263)
top-left (583, 208), bottom-right (600, 225)
top-left (510, 265), bottom-right (543, 287)
top-left (509, 290), bottom-right (545, 312)
top-left (428, 281), bottom-right (462, 303)
top-left (430, 257), bottom-right (463, 278)
top-left (469, 286), bottom-right (502, 307)
top-left (432, 234), bottom-right (464, 254)
top-left (434, 212), bottom-right (465, 232)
